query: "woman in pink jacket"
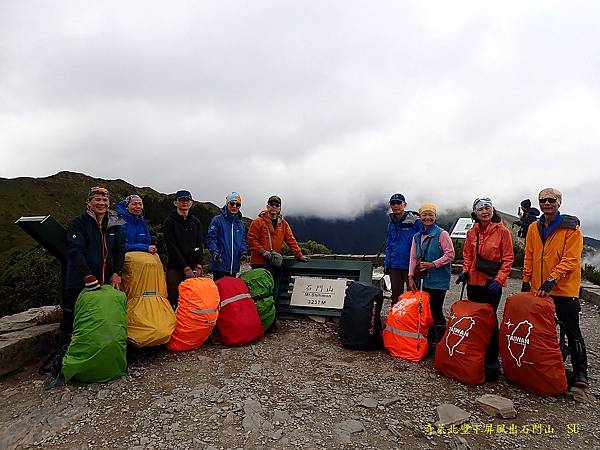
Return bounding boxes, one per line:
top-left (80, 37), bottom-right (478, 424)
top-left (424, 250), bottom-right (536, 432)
top-left (456, 197), bottom-right (514, 381)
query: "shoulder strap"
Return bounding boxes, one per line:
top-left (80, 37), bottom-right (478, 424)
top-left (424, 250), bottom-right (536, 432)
top-left (267, 227), bottom-right (273, 251)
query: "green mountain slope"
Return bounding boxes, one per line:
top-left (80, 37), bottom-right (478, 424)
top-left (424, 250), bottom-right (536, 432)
top-left (0, 171), bottom-right (219, 255)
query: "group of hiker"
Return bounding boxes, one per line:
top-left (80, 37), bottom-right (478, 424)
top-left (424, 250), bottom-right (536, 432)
top-left (59, 184), bottom-right (588, 391)
top-left (383, 189), bottom-right (587, 388)
top-left (61, 187), bottom-right (308, 346)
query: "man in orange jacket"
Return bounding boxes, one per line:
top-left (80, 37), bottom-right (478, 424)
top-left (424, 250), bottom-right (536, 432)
top-left (522, 187), bottom-right (587, 388)
top-left (247, 195), bottom-right (309, 270)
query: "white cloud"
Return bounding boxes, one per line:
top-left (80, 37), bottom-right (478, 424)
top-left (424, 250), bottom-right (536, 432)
top-left (1, 0), bottom-right (599, 236)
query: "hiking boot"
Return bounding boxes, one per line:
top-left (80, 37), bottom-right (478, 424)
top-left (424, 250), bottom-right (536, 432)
top-left (570, 339), bottom-right (589, 389)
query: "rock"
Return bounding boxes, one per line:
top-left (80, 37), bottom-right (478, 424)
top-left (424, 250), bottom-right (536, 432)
top-left (0, 306), bottom-right (62, 334)
top-left (139, 436), bottom-right (150, 446)
top-left (224, 412), bottom-right (237, 425)
top-left (336, 419), bottom-right (365, 434)
top-left (475, 394), bottom-right (517, 418)
top-left (0, 323), bottom-right (60, 376)
top-left (271, 429), bottom-right (283, 440)
top-left (447, 436), bottom-right (472, 450)
top-left (243, 398), bottom-right (263, 415)
top-left (379, 396), bottom-right (401, 407)
top-left (435, 404), bottom-right (471, 426)
top-left (356, 394), bottom-right (378, 408)
top-left (272, 409), bottom-right (292, 424)
top-left (97, 389), bottom-right (110, 400)
top-left (242, 413), bottom-right (262, 432)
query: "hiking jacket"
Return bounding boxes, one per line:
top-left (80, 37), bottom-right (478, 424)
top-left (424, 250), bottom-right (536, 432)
top-left (65, 210), bottom-right (126, 289)
top-left (247, 211), bottom-right (302, 265)
top-left (384, 211), bottom-right (422, 270)
top-left (163, 210), bottom-right (204, 271)
top-left (462, 221), bottom-right (514, 287)
top-left (206, 205), bottom-right (248, 274)
top-left (523, 213), bottom-right (582, 297)
top-left (115, 200), bottom-right (152, 252)
top-left (409, 224), bottom-right (454, 290)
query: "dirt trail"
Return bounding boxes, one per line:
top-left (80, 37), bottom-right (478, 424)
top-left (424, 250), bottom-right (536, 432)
top-left (1, 276), bottom-right (599, 449)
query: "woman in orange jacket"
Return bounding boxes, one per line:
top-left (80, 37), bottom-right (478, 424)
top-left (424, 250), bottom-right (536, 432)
top-left (456, 197), bottom-right (514, 381)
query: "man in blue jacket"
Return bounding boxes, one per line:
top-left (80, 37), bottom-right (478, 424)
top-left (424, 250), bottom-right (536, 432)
top-left (384, 193), bottom-right (422, 304)
top-left (115, 194), bottom-right (157, 254)
top-left (206, 192), bottom-right (248, 281)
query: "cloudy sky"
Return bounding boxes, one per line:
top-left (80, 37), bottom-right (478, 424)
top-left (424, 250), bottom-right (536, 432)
top-left (1, 1), bottom-right (599, 237)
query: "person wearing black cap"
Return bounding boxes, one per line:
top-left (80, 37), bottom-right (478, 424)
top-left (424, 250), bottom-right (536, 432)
top-left (383, 193), bottom-right (422, 304)
top-left (163, 190), bottom-right (205, 308)
top-left (247, 195), bottom-right (308, 271)
top-left (513, 198), bottom-right (540, 238)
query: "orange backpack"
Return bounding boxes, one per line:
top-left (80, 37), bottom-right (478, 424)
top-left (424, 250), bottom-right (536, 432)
top-left (167, 277), bottom-right (220, 352)
top-left (434, 300), bottom-right (496, 384)
top-left (383, 290), bottom-right (433, 361)
top-left (499, 292), bottom-right (567, 396)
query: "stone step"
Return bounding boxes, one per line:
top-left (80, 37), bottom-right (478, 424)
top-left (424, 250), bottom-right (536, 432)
top-left (0, 305), bottom-right (61, 335)
top-left (0, 323), bottom-right (59, 376)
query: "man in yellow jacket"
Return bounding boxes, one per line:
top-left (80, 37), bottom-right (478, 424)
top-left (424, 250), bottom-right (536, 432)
top-left (522, 187), bottom-right (587, 388)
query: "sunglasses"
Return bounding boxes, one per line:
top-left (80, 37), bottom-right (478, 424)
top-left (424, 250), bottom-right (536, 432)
top-left (228, 202), bottom-right (241, 208)
top-left (268, 202), bottom-right (281, 208)
top-left (177, 197), bottom-right (192, 202)
top-left (539, 198), bottom-right (557, 204)
top-left (390, 201), bottom-right (403, 206)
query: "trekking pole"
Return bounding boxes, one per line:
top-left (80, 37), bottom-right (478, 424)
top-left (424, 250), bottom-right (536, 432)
top-left (416, 277), bottom-right (424, 351)
top-left (460, 281), bottom-right (466, 301)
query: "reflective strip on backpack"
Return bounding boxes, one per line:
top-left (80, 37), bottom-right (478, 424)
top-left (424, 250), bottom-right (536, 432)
top-left (190, 307), bottom-right (219, 314)
top-left (142, 291), bottom-right (156, 297)
top-left (385, 325), bottom-right (427, 340)
top-left (220, 293), bottom-right (252, 307)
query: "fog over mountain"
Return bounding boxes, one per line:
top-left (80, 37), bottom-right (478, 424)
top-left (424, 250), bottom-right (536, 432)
top-left (1, 1), bottom-right (599, 238)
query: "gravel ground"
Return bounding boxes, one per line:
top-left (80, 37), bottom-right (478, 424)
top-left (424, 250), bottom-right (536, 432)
top-left (1, 275), bottom-right (599, 450)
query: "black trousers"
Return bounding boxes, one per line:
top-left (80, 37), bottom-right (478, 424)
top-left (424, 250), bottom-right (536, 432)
top-left (424, 288), bottom-right (447, 327)
top-left (61, 288), bottom-right (82, 337)
top-left (166, 269), bottom-right (185, 308)
top-left (466, 283), bottom-right (502, 369)
top-left (390, 269), bottom-right (409, 304)
top-left (552, 296), bottom-right (586, 374)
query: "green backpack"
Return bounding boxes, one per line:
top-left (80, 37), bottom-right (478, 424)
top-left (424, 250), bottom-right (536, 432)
top-left (62, 286), bottom-right (128, 383)
top-left (240, 269), bottom-right (276, 331)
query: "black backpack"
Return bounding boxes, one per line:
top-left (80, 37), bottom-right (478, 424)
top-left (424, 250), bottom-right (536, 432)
top-left (340, 282), bottom-right (383, 350)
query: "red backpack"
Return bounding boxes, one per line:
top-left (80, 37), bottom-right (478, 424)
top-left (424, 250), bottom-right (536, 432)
top-left (434, 300), bottom-right (496, 385)
top-left (499, 293), bottom-right (567, 396)
top-left (215, 277), bottom-right (264, 346)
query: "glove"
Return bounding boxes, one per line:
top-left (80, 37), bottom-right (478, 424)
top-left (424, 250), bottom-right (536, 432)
top-left (213, 253), bottom-right (223, 265)
top-left (184, 267), bottom-right (195, 279)
top-left (487, 280), bottom-right (502, 294)
top-left (262, 251), bottom-right (272, 263)
top-left (84, 275), bottom-right (101, 291)
top-left (521, 281), bottom-right (531, 292)
top-left (298, 255), bottom-right (310, 262)
top-left (539, 279), bottom-right (556, 294)
top-left (456, 272), bottom-right (469, 284)
top-left (383, 267), bottom-right (391, 275)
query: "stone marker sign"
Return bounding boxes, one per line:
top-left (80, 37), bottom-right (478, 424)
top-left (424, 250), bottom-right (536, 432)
top-left (289, 277), bottom-right (348, 309)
